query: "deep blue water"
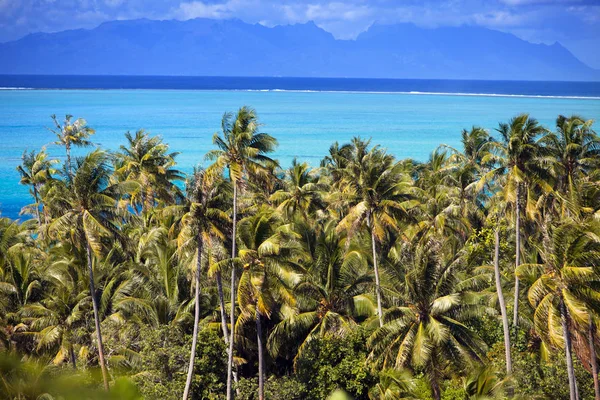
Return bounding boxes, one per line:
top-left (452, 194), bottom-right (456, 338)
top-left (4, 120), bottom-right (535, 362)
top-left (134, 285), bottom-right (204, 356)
top-left (2, 75), bottom-right (600, 97)
top-left (1, 75), bottom-right (599, 219)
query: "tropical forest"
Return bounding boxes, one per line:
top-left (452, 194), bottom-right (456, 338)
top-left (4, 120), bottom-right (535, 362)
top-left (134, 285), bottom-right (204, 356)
top-left (1, 107), bottom-right (599, 400)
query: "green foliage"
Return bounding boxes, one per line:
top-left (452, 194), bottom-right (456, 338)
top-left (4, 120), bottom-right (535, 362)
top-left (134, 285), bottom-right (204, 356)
top-left (295, 327), bottom-right (376, 400)
top-left (129, 326), bottom-right (227, 400)
top-left (0, 352), bottom-right (142, 399)
top-left (236, 376), bottom-right (307, 400)
top-left (2, 110), bottom-right (600, 400)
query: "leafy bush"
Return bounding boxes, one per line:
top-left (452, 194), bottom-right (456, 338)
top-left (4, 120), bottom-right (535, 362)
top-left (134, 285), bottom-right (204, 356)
top-left (295, 327), bottom-right (376, 400)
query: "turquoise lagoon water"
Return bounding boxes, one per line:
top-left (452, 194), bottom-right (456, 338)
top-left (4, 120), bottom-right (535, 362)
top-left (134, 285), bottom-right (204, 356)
top-left (1, 88), bottom-right (599, 218)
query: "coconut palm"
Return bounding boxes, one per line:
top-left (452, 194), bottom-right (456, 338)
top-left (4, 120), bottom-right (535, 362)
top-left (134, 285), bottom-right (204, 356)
top-left (516, 220), bottom-right (600, 400)
top-left (441, 127), bottom-right (493, 213)
top-left (481, 114), bottom-right (549, 329)
top-left (50, 114), bottom-right (95, 180)
top-left (47, 149), bottom-right (136, 390)
top-left (540, 115), bottom-right (599, 219)
top-left (368, 369), bottom-right (418, 400)
top-left (408, 149), bottom-right (469, 246)
top-left (270, 158), bottom-right (325, 221)
top-left (235, 207), bottom-right (304, 400)
top-left (206, 106), bottom-right (278, 399)
top-left (463, 366), bottom-right (509, 400)
top-left (334, 137), bottom-right (414, 327)
top-left (177, 168), bottom-right (230, 400)
top-left (115, 130), bottom-right (185, 214)
top-left (368, 238), bottom-right (487, 400)
top-left (16, 147), bottom-right (58, 223)
top-left (20, 254), bottom-right (88, 368)
top-left (268, 220), bottom-right (376, 363)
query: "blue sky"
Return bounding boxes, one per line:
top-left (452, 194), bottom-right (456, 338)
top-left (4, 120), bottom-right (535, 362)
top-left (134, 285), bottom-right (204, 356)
top-left (1, 0), bottom-right (599, 68)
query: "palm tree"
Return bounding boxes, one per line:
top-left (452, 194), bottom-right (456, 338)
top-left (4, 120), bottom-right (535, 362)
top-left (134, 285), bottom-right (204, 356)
top-left (50, 114), bottom-right (95, 180)
top-left (178, 169), bottom-right (230, 400)
top-left (116, 130), bottom-right (185, 214)
top-left (270, 158), bottom-right (325, 221)
top-left (441, 127), bottom-right (493, 213)
top-left (517, 220), bottom-right (600, 400)
top-left (268, 220), bottom-right (376, 363)
top-left (463, 366), bottom-right (508, 400)
top-left (368, 238), bottom-right (487, 400)
top-left (21, 254), bottom-right (88, 368)
top-left (48, 149), bottom-right (135, 390)
top-left (408, 149), bottom-right (468, 246)
top-left (16, 147), bottom-right (58, 223)
top-left (368, 369), bottom-right (418, 400)
top-left (541, 115), bottom-right (599, 219)
top-left (334, 138), bottom-right (413, 327)
top-left (206, 106), bottom-right (278, 399)
top-left (235, 207), bottom-right (304, 400)
top-left (482, 114), bottom-right (549, 330)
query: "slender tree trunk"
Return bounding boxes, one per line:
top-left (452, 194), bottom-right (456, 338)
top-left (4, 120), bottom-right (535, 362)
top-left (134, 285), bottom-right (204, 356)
top-left (183, 235), bottom-right (203, 400)
top-left (369, 216), bottom-right (383, 328)
top-left (32, 186), bottom-right (41, 224)
top-left (513, 184), bottom-right (521, 332)
top-left (494, 229), bottom-right (513, 376)
top-left (589, 318), bottom-right (600, 400)
top-left (66, 143), bottom-right (72, 181)
top-left (429, 360), bottom-right (441, 400)
top-left (560, 298), bottom-right (579, 400)
top-left (69, 343), bottom-right (77, 369)
top-left (256, 309), bottom-right (265, 400)
top-left (216, 271), bottom-right (229, 345)
top-left (86, 243), bottom-right (109, 391)
top-left (226, 183), bottom-right (238, 400)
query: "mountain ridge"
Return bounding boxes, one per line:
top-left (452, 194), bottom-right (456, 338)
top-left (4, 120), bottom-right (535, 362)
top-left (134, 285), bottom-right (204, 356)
top-left (0, 18), bottom-right (598, 81)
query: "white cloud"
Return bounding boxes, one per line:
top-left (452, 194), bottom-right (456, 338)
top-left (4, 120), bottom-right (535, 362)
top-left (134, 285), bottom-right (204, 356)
top-left (176, 1), bottom-right (233, 19)
top-left (105, 0), bottom-right (125, 7)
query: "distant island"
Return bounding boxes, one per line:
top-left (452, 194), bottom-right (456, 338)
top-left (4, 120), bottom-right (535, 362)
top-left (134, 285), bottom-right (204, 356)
top-left (0, 18), bottom-right (598, 81)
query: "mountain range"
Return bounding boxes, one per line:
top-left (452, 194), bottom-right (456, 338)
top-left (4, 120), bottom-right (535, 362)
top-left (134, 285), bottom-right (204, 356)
top-left (0, 18), bottom-right (598, 81)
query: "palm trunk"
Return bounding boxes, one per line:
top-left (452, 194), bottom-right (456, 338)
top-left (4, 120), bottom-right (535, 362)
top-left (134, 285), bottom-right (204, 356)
top-left (429, 360), bottom-right (441, 400)
top-left (86, 243), bottom-right (109, 391)
top-left (494, 230), bottom-right (513, 375)
top-left (32, 186), bottom-right (41, 224)
top-left (69, 343), bottom-right (77, 369)
top-left (513, 184), bottom-right (521, 332)
top-left (216, 271), bottom-right (229, 344)
top-left (589, 318), bottom-right (600, 400)
top-left (66, 143), bottom-right (72, 181)
top-left (183, 234), bottom-right (203, 400)
top-left (560, 297), bottom-right (579, 400)
top-left (226, 183), bottom-right (238, 400)
top-left (256, 310), bottom-right (265, 400)
top-left (369, 215), bottom-right (383, 328)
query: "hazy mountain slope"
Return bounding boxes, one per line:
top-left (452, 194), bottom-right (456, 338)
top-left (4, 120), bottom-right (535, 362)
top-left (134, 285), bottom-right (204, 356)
top-left (0, 18), bottom-right (597, 80)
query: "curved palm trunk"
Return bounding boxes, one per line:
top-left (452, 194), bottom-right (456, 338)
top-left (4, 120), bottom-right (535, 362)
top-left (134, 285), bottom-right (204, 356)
top-left (494, 230), bottom-right (512, 375)
top-left (513, 184), bottom-right (521, 332)
top-left (560, 297), bottom-right (579, 400)
top-left (226, 183), bottom-right (238, 400)
top-left (86, 243), bottom-right (109, 391)
top-left (369, 217), bottom-right (383, 328)
top-left (256, 310), bottom-right (265, 400)
top-left (183, 235), bottom-right (203, 400)
top-left (588, 318), bottom-right (600, 400)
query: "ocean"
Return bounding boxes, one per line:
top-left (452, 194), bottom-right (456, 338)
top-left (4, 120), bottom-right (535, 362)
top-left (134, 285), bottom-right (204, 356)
top-left (1, 76), bottom-right (599, 219)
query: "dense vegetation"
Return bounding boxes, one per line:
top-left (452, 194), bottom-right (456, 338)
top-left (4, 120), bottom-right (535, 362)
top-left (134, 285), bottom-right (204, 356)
top-left (1, 108), bottom-right (599, 400)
